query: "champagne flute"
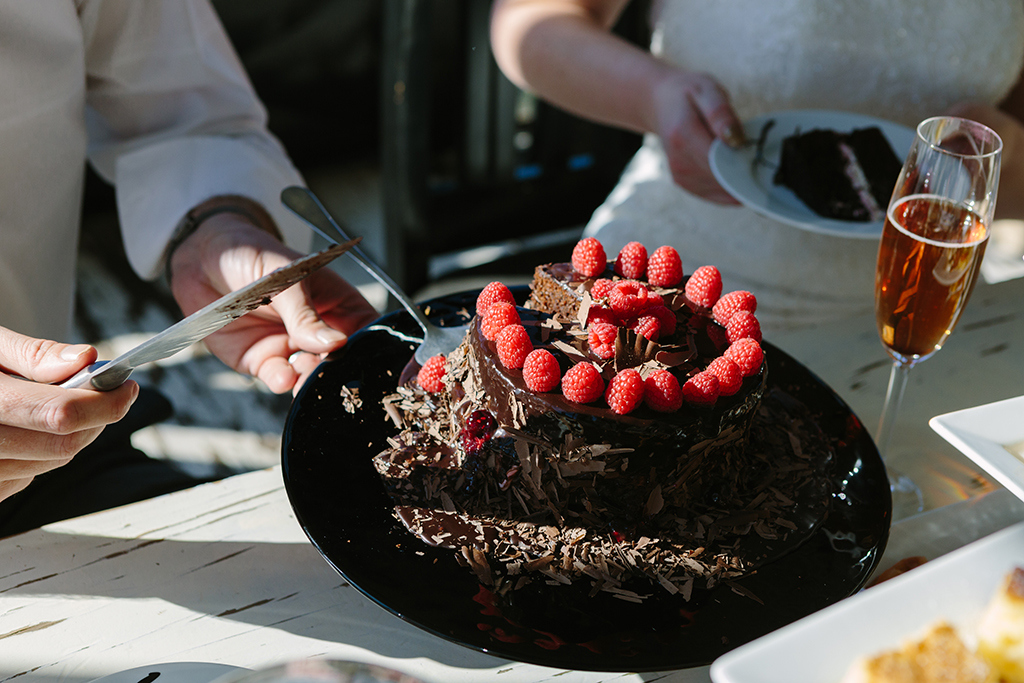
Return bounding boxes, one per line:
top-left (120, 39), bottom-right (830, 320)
top-left (874, 116), bottom-right (1001, 518)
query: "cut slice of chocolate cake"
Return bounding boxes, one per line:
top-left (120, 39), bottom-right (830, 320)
top-left (773, 126), bottom-right (902, 222)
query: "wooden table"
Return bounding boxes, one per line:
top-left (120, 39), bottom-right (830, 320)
top-left (4, 464), bottom-right (1023, 683)
top-left (3, 273), bottom-right (1021, 683)
top-left (770, 274), bottom-right (1024, 512)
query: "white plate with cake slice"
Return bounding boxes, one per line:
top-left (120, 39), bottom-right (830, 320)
top-left (930, 394), bottom-right (1024, 502)
top-left (710, 519), bottom-right (1024, 683)
top-left (709, 109), bottom-right (916, 239)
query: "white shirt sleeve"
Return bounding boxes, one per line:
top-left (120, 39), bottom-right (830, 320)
top-left (79, 0), bottom-right (312, 280)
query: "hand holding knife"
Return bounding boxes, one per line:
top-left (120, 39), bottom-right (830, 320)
top-left (60, 238), bottom-right (360, 391)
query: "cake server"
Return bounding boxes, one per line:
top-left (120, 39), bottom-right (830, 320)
top-left (281, 186), bottom-right (469, 365)
top-left (60, 238), bottom-right (360, 391)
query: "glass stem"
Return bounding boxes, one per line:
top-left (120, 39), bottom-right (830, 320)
top-left (876, 360), bottom-right (911, 459)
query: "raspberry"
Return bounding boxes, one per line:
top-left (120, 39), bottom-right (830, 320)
top-left (476, 281), bottom-right (515, 317)
top-left (707, 356), bottom-right (743, 396)
top-left (571, 237), bottom-right (607, 278)
top-left (712, 290), bottom-right (757, 326)
top-left (724, 338), bottom-right (764, 377)
top-left (684, 265), bottom-right (723, 309)
top-left (464, 409), bottom-right (498, 438)
top-left (416, 354), bottom-right (446, 393)
top-left (562, 362), bottom-right (604, 404)
top-left (495, 324), bottom-right (532, 369)
top-left (630, 314), bottom-right (661, 341)
top-left (522, 349), bottom-right (561, 392)
top-left (459, 409), bottom-right (498, 456)
top-left (645, 305), bottom-right (677, 336)
top-left (590, 278), bottom-right (615, 300)
top-left (588, 322), bottom-right (618, 359)
top-left (614, 241), bottom-right (648, 280)
top-left (647, 245), bottom-right (683, 287)
top-left (605, 369), bottom-right (644, 415)
top-left (726, 310), bottom-right (762, 343)
top-left (586, 306), bottom-right (620, 328)
top-left (481, 301), bottom-right (520, 340)
top-left (681, 370), bottom-right (720, 406)
top-left (608, 281), bottom-right (649, 318)
top-left (644, 369), bottom-right (682, 412)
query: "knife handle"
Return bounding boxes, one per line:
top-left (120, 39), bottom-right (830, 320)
top-left (59, 361), bottom-right (128, 391)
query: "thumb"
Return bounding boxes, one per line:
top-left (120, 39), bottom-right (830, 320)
top-left (0, 329), bottom-right (97, 383)
top-left (271, 284), bottom-right (348, 354)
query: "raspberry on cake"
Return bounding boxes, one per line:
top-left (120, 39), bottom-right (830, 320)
top-left (681, 370), bottom-right (720, 405)
top-left (605, 368), bottom-right (644, 415)
top-left (644, 368), bottom-right (683, 412)
top-left (684, 265), bottom-right (723, 309)
top-left (416, 354), bottom-right (446, 393)
top-left (571, 236), bottom-right (606, 277)
top-left (522, 348), bottom-right (560, 392)
top-left (614, 241), bottom-right (648, 280)
top-left (713, 290), bottom-right (757, 325)
top-left (727, 309), bottom-right (763, 343)
top-left (476, 281), bottom-right (516, 317)
top-left (495, 324), bottom-right (532, 369)
top-left (481, 301), bottom-right (520, 340)
top-left (562, 361), bottom-right (604, 404)
top-left (647, 245), bottom-right (683, 286)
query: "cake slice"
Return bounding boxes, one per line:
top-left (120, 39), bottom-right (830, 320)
top-left (773, 126), bottom-right (902, 222)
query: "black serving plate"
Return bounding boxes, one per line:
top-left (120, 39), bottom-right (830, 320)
top-left (281, 290), bottom-right (891, 672)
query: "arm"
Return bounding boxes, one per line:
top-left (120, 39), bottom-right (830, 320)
top-left (490, 0), bottom-right (744, 202)
top-left (947, 69), bottom-right (1024, 221)
top-left (80, 0), bottom-right (378, 394)
top-left (0, 331), bottom-right (137, 503)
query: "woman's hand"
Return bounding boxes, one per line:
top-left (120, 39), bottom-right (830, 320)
top-left (946, 100), bottom-right (1024, 220)
top-left (169, 212), bottom-right (379, 395)
top-left (649, 68), bottom-right (744, 203)
top-left (0, 329), bottom-right (138, 503)
top-left (490, 0), bottom-right (743, 204)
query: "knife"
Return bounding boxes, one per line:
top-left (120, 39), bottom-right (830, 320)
top-left (60, 238), bottom-right (360, 391)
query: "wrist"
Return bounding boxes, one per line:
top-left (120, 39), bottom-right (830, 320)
top-left (163, 195), bottom-right (281, 285)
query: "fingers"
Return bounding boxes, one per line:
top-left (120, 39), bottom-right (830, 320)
top-left (653, 71), bottom-right (743, 204)
top-left (0, 373), bottom-right (139, 435)
top-left (0, 477), bottom-right (34, 504)
top-left (688, 78), bottom-right (745, 148)
top-left (269, 267), bottom-right (379, 351)
top-left (0, 327), bottom-right (98, 384)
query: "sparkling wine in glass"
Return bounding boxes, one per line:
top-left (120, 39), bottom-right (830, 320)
top-left (874, 116), bottom-right (1001, 518)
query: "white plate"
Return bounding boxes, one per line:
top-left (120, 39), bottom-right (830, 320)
top-left (710, 519), bottom-right (1024, 683)
top-left (930, 395), bottom-right (1024, 501)
top-left (708, 109), bottom-right (916, 239)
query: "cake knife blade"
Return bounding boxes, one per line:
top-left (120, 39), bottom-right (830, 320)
top-left (60, 238), bottom-right (360, 391)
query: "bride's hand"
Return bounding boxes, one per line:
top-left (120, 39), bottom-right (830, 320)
top-left (650, 68), bottom-right (745, 204)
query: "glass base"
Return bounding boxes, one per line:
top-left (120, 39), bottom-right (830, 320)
top-left (887, 464), bottom-right (925, 521)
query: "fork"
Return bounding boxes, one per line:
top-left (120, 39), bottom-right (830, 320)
top-left (281, 186), bottom-right (469, 365)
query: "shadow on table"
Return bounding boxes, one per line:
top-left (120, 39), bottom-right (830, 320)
top-left (1, 531), bottom-right (686, 680)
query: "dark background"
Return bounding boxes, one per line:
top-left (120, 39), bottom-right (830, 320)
top-left (81, 0), bottom-right (649, 295)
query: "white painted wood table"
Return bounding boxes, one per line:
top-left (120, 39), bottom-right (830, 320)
top-left (3, 271), bottom-right (1022, 683)
top-left (4, 468), bottom-right (1024, 683)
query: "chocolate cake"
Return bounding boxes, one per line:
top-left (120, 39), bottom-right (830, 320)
top-left (773, 126), bottom-right (902, 221)
top-left (373, 239), bottom-right (835, 601)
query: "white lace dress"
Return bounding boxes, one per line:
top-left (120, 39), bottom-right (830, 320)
top-left (584, 0), bottom-right (1024, 331)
